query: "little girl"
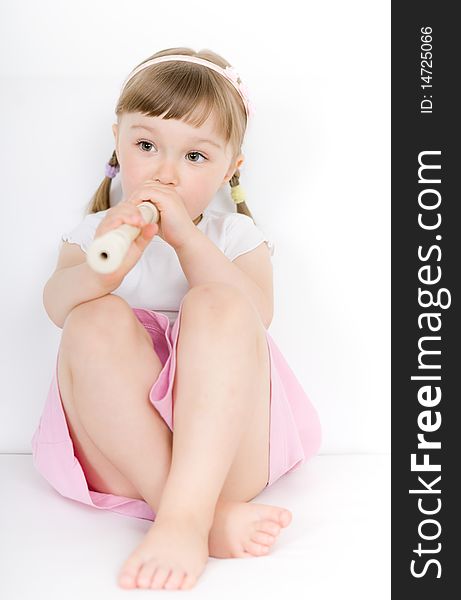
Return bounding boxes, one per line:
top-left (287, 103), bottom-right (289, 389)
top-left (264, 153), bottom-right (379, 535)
top-left (31, 47), bottom-right (322, 591)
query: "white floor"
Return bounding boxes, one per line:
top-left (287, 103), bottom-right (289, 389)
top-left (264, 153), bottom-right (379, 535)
top-left (1, 453), bottom-right (390, 600)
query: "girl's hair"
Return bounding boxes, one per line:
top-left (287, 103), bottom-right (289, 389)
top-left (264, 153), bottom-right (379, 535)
top-left (86, 47), bottom-right (255, 223)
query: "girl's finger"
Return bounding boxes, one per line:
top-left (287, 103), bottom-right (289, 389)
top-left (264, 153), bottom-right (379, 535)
top-left (112, 207), bottom-right (145, 224)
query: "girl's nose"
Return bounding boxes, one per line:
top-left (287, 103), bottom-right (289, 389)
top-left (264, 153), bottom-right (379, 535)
top-left (151, 160), bottom-right (178, 186)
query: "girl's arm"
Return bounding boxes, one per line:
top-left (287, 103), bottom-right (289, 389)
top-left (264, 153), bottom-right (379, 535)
top-left (43, 254), bottom-right (122, 329)
top-left (175, 230), bottom-right (273, 329)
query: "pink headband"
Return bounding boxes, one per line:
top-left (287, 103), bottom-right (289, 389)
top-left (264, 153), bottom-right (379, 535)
top-left (120, 54), bottom-right (254, 119)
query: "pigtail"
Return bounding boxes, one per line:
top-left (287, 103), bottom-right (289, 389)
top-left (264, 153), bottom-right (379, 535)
top-left (85, 150), bottom-right (118, 216)
top-left (229, 169), bottom-right (255, 224)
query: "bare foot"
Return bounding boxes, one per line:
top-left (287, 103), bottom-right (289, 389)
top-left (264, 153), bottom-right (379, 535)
top-left (117, 501), bottom-right (292, 590)
top-left (117, 516), bottom-right (209, 591)
top-left (208, 499), bottom-right (292, 559)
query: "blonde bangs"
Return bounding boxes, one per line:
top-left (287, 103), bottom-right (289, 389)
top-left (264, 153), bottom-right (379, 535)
top-left (116, 60), bottom-right (245, 155)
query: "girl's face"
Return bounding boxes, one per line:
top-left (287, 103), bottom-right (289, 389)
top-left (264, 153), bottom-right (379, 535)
top-left (112, 111), bottom-right (244, 221)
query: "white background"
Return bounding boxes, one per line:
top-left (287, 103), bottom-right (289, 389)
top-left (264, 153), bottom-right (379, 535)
top-left (0, 0), bottom-right (390, 455)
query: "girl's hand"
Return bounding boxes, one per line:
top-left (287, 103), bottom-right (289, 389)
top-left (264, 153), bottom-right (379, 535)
top-left (123, 180), bottom-right (199, 250)
top-left (93, 199), bottom-right (159, 285)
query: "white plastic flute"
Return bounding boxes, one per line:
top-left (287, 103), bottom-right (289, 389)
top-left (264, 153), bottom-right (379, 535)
top-left (86, 201), bottom-right (159, 274)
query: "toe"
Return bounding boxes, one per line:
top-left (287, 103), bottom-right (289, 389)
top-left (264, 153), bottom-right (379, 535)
top-left (164, 568), bottom-right (187, 590)
top-left (259, 520), bottom-right (281, 537)
top-left (118, 556), bottom-right (143, 589)
top-left (136, 560), bottom-right (156, 589)
top-left (118, 573), bottom-right (137, 589)
top-left (244, 540), bottom-right (270, 556)
top-left (252, 531), bottom-right (276, 546)
top-left (280, 509), bottom-right (293, 527)
top-left (268, 506), bottom-right (292, 527)
top-left (180, 573), bottom-right (198, 590)
top-left (151, 566), bottom-right (172, 590)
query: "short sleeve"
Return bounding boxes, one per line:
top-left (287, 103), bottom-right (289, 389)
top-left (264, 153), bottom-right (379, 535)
top-left (224, 213), bottom-right (275, 261)
top-left (61, 210), bottom-right (107, 253)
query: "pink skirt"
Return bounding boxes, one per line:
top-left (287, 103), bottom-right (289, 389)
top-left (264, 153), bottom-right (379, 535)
top-left (31, 301), bottom-right (322, 522)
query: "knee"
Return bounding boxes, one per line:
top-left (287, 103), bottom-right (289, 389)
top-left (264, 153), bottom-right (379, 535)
top-left (62, 294), bottom-right (135, 348)
top-left (182, 283), bottom-right (256, 324)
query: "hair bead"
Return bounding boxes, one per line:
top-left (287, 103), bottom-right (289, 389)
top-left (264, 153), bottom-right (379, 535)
top-left (230, 184), bottom-right (246, 204)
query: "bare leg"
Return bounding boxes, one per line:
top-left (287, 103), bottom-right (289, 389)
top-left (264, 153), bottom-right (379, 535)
top-left (59, 299), bottom-right (173, 507)
top-left (120, 283), bottom-right (283, 590)
top-left (156, 289), bottom-right (268, 525)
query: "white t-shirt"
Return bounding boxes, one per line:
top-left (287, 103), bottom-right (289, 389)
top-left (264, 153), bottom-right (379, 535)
top-left (61, 207), bottom-right (275, 326)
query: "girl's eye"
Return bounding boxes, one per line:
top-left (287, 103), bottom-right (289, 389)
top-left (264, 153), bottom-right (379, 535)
top-left (135, 140), bottom-right (207, 163)
top-left (186, 151), bottom-right (207, 163)
top-left (136, 140), bottom-right (155, 152)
